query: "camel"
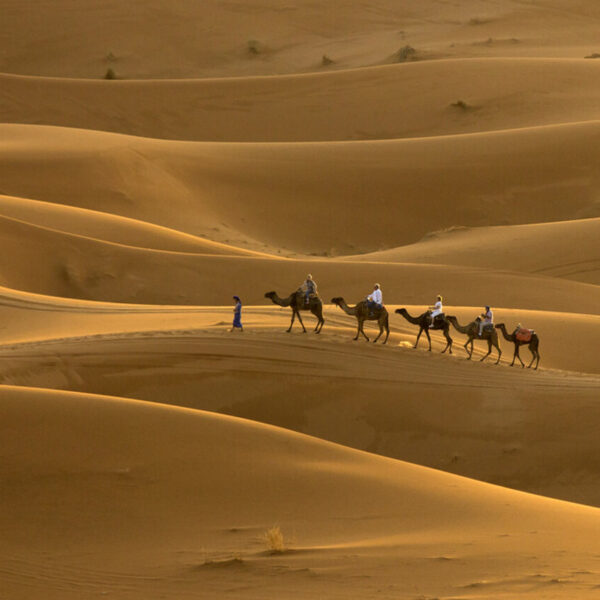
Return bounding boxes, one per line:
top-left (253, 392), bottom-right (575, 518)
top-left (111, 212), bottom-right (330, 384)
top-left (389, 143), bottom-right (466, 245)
top-left (264, 290), bottom-right (324, 333)
top-left (331, 297), bottom-right (389, 343)
top-left (447, 316), bottom-right (502, 364)
top-left (395, 308), bottom-right (453, 353)
top-left (495, 323), bottom-right (540, 369)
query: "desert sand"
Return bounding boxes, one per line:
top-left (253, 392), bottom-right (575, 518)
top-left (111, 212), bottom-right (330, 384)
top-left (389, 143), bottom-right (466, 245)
top-left (1, 1), bottom-right (599, 599)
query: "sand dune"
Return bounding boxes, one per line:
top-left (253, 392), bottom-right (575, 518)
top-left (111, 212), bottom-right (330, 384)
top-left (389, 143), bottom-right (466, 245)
top-left (3, 2), bottom-right (600, 598)
top-left (2, 123), bottom-right (600, 255)
top-left (4, 58), bottom-right (600, 141)
top-left (3, 212), bottom-right (600, 309)
top-left (3, 1), bottom-right (600, 79)
top-left (347, 218), bottom-right (600, 284)
top-left (0, 194), bottom-right (269, 256)
top-left (1, 296), bottom-right (599, 504)
top-left (1, 386), bottom-right (599, 599)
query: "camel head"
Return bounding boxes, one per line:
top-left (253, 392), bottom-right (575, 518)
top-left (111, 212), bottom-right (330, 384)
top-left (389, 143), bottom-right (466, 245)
top-left (330, 297), bottom-right (344, 305)
top-left (264, 291), bottom-right (276, 299)
top-left (395, 308), bottom-right (408, 315)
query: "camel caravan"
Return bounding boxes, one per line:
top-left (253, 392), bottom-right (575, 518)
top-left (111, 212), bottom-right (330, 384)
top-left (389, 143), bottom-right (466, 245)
top-left (263, 275), bottom-right (541, 370)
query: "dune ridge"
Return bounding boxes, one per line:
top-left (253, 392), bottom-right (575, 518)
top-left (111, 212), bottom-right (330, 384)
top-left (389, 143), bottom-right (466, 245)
top-left (3, 58), bottom-right (600, 141)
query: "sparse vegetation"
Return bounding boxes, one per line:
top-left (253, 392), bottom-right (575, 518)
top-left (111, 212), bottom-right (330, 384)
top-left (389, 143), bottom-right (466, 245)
top-left (321, 54), bottom-right (334, 66)
top-left (468, 17), bottom-right (490, 26)
top-left (104, 68), bottom-right (117, 80)
top-left (247, 40), bottom-right (260, 55)
top-left (263, 525), bottom-right (285, 553)
top-left (105, 51), bottom-right (117, 63)
top-left (451, 99), bottom-right (470, 110)
top-left (585, 52), bottom-right (600, 59)
top-left (396, 45), bottom-right (417, 62)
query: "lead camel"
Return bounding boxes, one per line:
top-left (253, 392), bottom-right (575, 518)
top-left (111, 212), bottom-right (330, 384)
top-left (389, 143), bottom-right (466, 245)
top-left (264, 290), bottom-right (324, 333)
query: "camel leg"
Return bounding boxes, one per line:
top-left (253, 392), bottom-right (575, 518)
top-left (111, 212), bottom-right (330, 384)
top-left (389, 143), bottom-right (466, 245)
top-left (286, 310), bottom-right (296, 333)
top-left (373, 322), bottom-right (383, 343)
top-left (296, 311), bottom-right (307, 333)
top-left (479, 339), bottom-right (492, 362)
top-left (414, 327), bottom-right (423, 349)
top-left (494, 342), bottom-right (502, 365)
top-left (425, 328), bottom-right (432, 352)
top-left (359, 320), bottom-right (370, 342)
top-left (527, 344), bottom-right (539, 369)
top-left (383, 319), bottom-right (389, 344)
top-left (441, 328), bottom-right (452, 354)
top-left (464, 339), bottom-right (472, 359)
top-left (513, 344), bottom-right (525, 368)
top-left (312, 308), bottom-right (323, 333)
top-left (317, 317), bottom-right (324, 334)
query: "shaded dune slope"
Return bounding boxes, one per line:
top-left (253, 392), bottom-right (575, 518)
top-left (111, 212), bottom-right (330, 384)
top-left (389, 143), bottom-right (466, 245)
top-left (3, 59), bottom-right (600, 141)
top-left (1, 386), bottom-right (598, 599)
top-left (1, 213), bottom-right (600, 309)
top-left (347, 218), bottom-right (600, 284)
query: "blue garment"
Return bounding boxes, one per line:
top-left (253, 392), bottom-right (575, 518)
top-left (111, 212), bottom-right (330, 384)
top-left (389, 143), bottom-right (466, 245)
top-left (304, 280), bottom-right (316, 303)
top-left (233, 302), bottom-right (242, 328)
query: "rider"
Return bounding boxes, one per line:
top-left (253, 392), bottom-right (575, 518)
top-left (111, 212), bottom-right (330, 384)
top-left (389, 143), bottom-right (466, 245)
top-left (301, 274), bottom-right (317, 305)
top-left (429, 295), bottom-right (443, 327)
top-left (479, 305), bottom-right (493, 336)
top-left (367, 283), bottom-right (383, 315)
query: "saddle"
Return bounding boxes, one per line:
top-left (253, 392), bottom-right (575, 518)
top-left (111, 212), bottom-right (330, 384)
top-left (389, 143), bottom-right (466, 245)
top-left (431, 313), bottom-right (445, 326)
top-left (297, 290), bottom-right (317, 305)
top-left (515, 328), bottom-right (534, 343)
top-left (478, 323), bottom-right (494, 336)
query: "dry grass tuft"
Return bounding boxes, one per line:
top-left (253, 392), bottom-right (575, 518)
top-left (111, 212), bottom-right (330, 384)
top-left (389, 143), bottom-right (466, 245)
top-left (263, 525), bottom-right (286, 553)
top-left (396, 45), bottom-right (417, 62)
top-left (451, 99), bottom-right (471, 110)
top-left (247, 40), bottom-right (260, 55)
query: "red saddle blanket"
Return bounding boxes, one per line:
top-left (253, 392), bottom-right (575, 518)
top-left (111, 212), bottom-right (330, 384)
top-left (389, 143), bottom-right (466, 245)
top-left (516, 328), bottom-right (533, 342)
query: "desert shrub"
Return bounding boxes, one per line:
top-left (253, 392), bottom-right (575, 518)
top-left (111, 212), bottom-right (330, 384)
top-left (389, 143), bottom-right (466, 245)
top-left (396, 45), bottom-right (416, 62)
top-left (263, 526), bottom-right (285, 553)
top-left (322, 54), bottom-right (334, 66)
top-left (247, 40), bottom-right (260, 55)
top-left (104, 68), bottom-right (117, 80)
top-left (451, 99), bottom-right (470, 110)
top-left (585, 52), bottom-right (600, 59)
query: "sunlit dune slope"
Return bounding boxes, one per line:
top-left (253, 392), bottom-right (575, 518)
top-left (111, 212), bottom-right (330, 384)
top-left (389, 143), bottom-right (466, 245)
top-left (4, 58), bottom-right (600, 141)
top-left (3, 1), bottom-right (600, 79)
top-left (1, 386), bottom-right (598, 599)
top-left (0, 195), bottom-right (269, 256)
top-left (346, 218), bottom-right (600, 285)
top-left (2, 123), bottom-right (599, 255)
